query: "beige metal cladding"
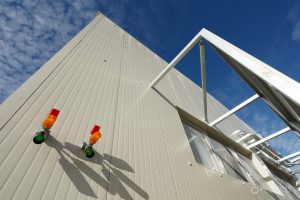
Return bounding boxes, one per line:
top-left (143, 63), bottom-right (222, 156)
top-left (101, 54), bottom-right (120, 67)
top-left (0, 13), bottom-right (281, 200)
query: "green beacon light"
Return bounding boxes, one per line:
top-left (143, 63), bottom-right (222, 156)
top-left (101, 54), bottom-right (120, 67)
top-left (33, 129), bottom-right (50, 144)
top-left (85, 146), bottom-right (95, 158)
top-left (81, 142), bottom-right (95, 158)
top-left (33, 134), bottom-right (45, 144)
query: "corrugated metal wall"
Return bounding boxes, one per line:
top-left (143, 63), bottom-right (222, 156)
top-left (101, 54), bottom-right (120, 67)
top-left (0, 13), bottom-right (284, 199)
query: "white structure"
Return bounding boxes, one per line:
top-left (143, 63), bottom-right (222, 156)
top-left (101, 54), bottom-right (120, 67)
top-left (0, 12), bottom-right (300, 200)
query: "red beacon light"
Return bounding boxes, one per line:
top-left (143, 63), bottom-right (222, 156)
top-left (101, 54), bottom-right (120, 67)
top-left (42, 109), bottom-right (60, 130)
top-left (33, 108), bottom-right (60, 144)
top-left (81, 125), bottom-right (102, 158)
top-left (89, 125), bottom-right (101, 145)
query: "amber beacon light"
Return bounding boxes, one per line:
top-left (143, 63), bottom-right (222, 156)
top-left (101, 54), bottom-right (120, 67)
top-left (81, 125), bottom-right (102, 158)
top-left (33, 108), bottom-right (60, 144)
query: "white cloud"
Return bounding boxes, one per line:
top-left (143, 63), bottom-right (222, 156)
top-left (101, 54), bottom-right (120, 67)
top-left (268, 132), bottom-right (300, 156)
top-left (0, 0), bottom-right (163, 103)
top-left (292, 21), bottom-right (300, 41)
top-left (287, 1), bottom-right (300, 42)
top-left (211, 71), bottom-right (253, 108)
top-left (287, 1), bottom-right (300, 24)
top-left (0, 0), bottom-right (97, 102)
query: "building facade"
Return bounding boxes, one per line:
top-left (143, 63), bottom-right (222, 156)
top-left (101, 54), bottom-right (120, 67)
top-left (0, 12), bottom-right (299, 199)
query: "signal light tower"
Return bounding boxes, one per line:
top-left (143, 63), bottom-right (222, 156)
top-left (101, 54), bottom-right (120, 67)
top-left (81, 125), bottom-right (102, 158)
top-left (33, 108), bottom-right (60, 144)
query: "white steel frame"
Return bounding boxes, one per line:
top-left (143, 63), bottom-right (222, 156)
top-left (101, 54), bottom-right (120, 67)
top-left (199, 39), bottom-right (208, 122)
top-left (235, 133), bottom-right (256, 144)
top-left (208, 94), bottom-right (259, 127)
top-left (291, 156), bottom-right (300, 163)
top-left (291, 169), bottom-right (300, 175)
top-left (246, 127), bottom-right (291, 149)
top-left (276, 151), bottom-right (300, 163)
top-left (149, 28), bottom-right (300, 168)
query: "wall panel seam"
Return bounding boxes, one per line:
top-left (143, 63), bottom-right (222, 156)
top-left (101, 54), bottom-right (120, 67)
top-left (104, 32), bottom-right (126, 200)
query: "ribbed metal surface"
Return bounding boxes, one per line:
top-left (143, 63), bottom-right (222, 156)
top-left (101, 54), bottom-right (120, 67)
top-left (274, 177), bottom-right (300, 200)
top-left (0, 13), bottom-right (286, 199)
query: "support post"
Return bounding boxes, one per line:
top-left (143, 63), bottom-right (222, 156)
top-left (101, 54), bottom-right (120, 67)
top-left (199, 39), bottom-right (208, 122)
top-left (246, 127), bottom-right (290, 149)
top-left (209, 94), bottom-right (259, 126)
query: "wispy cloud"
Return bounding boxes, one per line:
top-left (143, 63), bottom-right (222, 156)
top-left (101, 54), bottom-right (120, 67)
top-left (0, 0), bottom-right (98, 103)
top-left (286, 1), bottom-right (300, 23)
top-left (97, 0), bottom-right (166, 50)
top-left (210, 71), bottom-right (254, 108)
top-left (292, 21), bottom-right (300, 41)
top-left (0, 0), bottom-right (164, 103)
top-left (287, 1), bottom-right (300, 42)
top-left (268, 132), bottom-right (300, 156)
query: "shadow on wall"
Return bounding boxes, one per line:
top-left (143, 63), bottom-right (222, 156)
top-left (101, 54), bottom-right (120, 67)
top-left (45, 135), bottom-right (149, 200)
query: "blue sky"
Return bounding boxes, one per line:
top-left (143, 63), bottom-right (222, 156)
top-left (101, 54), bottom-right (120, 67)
top-left (0, 0), bottom-right (300, 173)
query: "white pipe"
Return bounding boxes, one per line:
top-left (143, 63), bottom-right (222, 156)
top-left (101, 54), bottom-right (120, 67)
top-left (199, 40), bottom-right (208, 122)
top-left (209, 94), bottom-right (259, 126)
top-left (292, 169), bottom-right (300, 175)
top-left (235, 133), bottom-right (255, 143)
top-left (291, 156), bottom-right (300, 163)
top-left (247, 127), bottom-right (290, 149)
top-left (231, 130), bottom-right (245, 136)
top-left (276, 151), bottom-right (300, 163)
top-left (150, 31), bottom-right (203, 88)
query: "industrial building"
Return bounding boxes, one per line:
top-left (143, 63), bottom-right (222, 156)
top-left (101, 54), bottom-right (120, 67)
top-left (0, 12), bottom-right (300, 199)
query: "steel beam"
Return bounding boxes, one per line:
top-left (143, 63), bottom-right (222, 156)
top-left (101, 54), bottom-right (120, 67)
top-left (231, 130), bottom-right (248, 138)
top-left (199, 40), bottom-right (208, 122)
top-left (291, 156), bottom-right (300, 163)
top-left (150, 31), bottom-right (203, 88)
top-left (209, 94), bottom-right (259, 126)
top-left (235, 133), bottom-right (255, 144)
top-left (292, 169), bottom-right (300, 175)
top-left (276, 151), bottom-right (300, 163)
top-left (246, 127), bottom-right (290, 149)
top-left (286, 162), bottom-right (300, 167)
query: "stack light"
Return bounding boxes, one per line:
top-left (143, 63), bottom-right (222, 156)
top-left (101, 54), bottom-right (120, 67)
top-left (33, 108), bottom-right (60, 144)
top-left (89, 125), bottom-right (101, 145)
top-left (42, 109), bottom-right (60, 130)
top-left (81, 125), bottom-right (102, 158)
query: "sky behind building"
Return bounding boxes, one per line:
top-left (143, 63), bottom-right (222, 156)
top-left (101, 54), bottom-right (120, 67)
top-left (0, 0), bottom-right (300, 173)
